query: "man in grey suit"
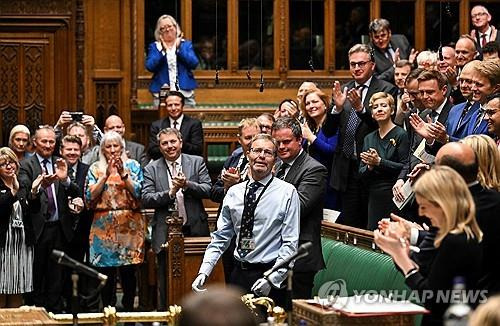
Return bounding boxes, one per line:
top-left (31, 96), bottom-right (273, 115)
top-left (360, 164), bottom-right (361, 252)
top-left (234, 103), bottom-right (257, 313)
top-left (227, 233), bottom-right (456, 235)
top-left (272, 117), bottom-right (327, 299)
top-left (104, 115), bottom-right (149, 167)
top-left (142, 127), bottom-right (211, 310)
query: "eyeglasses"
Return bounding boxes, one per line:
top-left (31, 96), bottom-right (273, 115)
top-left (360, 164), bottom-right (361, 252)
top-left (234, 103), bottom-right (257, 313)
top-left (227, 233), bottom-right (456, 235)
top-left (0, 161), bottom-right (15, 169)
top-left (250, 148), bottom-right (275, 158)
top-left (471, 12), bottom-right (488, 19)
top-left (349, 61), bottom-right (371, 69)
top-left (159, 24), bottom-right (175, 32)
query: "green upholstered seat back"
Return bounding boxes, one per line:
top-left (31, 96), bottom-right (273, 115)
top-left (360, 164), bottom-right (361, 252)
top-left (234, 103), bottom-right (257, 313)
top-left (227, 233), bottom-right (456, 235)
top-left (313, 238), bottom-right (409, 297)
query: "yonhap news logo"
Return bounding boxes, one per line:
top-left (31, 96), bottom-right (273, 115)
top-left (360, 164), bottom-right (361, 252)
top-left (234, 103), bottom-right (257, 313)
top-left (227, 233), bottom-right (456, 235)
top-left (318, 279), bottom-right (348, 298)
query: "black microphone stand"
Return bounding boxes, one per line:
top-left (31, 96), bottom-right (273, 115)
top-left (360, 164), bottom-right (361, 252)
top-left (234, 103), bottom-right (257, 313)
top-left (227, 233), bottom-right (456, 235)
top-left (71, 271), bottom-right (79, 326)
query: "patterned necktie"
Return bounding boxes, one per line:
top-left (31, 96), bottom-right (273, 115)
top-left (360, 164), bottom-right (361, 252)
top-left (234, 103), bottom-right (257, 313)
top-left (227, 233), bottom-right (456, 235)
top-left (171, 162), bottom-right (187, 224)
top-left (238, 181), bottom-right (262, 257)
top-left (275, 162), bottom-right (289, 180)
top-left (42, 159), bottom-right (56, 217)
top-left (342, 84), bottom-right (365, 158)
top-left (430, 110), bottom-right (439, 123)
top-left (69, 166), bottom-right (77, 183)
top-left (173, 120), bottom-right (178, 130)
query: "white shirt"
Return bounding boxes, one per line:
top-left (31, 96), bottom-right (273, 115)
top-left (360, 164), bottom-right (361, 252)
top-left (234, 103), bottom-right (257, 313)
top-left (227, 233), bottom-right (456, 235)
top-left (169, 114), bottom-right (184, 130)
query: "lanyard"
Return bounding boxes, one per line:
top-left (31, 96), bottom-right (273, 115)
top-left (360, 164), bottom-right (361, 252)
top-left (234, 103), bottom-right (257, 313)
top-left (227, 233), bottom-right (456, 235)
top-left (243, 176), bottom-right (274, 214)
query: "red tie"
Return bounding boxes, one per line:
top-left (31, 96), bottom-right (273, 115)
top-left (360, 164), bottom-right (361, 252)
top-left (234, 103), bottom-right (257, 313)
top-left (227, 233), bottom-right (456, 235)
top-left (481, 34), bottom-right (487, 47)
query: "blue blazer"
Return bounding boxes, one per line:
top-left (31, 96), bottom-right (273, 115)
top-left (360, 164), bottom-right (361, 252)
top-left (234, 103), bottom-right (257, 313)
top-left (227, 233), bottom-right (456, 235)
top-left (446, 102), bottom-right (480, 142)
top-left (145, 40), bottom-right (199, 93)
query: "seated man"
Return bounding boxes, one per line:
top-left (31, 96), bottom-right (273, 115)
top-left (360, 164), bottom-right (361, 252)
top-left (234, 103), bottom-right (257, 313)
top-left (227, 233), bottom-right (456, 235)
top-left (148, 91), bottom-right (203, 160)
top-left (142, 127), bottom-right (211, 310)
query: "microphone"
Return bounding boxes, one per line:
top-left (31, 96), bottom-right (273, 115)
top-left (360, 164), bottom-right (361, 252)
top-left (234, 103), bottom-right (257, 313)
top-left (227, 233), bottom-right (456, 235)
top-left (52, 250), bottom-right (108, 284)
top-left (263, 242), bottom-right (313, 278)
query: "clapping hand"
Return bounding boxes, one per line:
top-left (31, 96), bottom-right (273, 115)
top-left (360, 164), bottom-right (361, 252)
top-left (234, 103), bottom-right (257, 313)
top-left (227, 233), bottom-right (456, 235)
top-left (221, 167), bottom-right (241, 190)
top-left (409, 114), bottom-right (433, 141)
top-left (427, 121), bottom-right (448, 143)
top-left (360, 148), bottom-right (381, 170)
top-left (54, 158), bottom-right (68, 180)
top-left (332, 81), bottom-right (347, 111)
top-left (347, 88), bottom-right (363, 111)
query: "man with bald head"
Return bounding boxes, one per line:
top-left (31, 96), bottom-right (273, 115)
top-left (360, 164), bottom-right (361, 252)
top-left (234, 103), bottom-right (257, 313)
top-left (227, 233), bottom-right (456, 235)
top-left (104, 115), bottom-right (148, 167)
top-left (455, 35), bottom-right (478, 72)
top-left (412, 142), bottom-right (500, 295)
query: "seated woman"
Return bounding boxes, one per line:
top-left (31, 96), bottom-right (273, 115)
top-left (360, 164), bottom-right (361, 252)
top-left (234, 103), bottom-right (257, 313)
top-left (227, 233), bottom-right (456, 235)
top-left (360, 92), bottom-right (409, 230)
top-left (0, 147), bottom-right (34, 307)
top-left (85, 131), bottom-right (144, 312)
top-left (375, 166), bottom-right (483, 325)
top-left (300, 89), bottom-right (339, 210)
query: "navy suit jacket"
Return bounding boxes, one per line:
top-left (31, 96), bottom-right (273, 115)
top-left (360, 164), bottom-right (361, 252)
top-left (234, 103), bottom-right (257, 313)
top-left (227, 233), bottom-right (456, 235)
top-left (323, 77), bottom-right (398, 191)
top-left (148, 114), bottom-right (204, 160)
top-left (210, 147), bottom-right (245, 204)
top-left (446, 102), bottom-right (480, 142)
top-left (145, 40), bottom-right (199, 93)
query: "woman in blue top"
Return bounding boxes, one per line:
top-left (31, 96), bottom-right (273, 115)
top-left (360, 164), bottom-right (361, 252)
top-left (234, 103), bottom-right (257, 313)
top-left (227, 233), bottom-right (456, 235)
top-left (300, 89), bottom-right (339, 210)
top-left (146, 15), bottom-right (199, 108)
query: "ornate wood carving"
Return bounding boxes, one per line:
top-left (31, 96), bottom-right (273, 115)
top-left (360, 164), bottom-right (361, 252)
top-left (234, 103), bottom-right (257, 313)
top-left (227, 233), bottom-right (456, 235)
top-left (95, 81), bottom-right (119, 128)
top-left (0, 44), bottom-right (20, 110)
top-left (0, 0), bottom-right (72, 15)
top-left (279, 0), bottom-right (287, 78)
top-left (130, 0), bottom-right (138, 108)
top-left (75, 0), bottom-right (85, 111)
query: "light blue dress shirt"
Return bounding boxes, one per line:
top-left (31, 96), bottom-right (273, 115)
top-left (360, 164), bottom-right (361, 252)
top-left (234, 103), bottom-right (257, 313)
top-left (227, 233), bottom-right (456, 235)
top-left (199, 172), bottom-right (300, 287)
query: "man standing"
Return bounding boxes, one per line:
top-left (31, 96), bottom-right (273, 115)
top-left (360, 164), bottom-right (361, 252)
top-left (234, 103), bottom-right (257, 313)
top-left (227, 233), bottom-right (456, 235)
top-left (18, 126), bottom-right (79, 313)
top-left (455, 35), bottom-right (478, 72)
top-left (368, 18), bottom-right (414, 83)
top-left (272, 117), bottom-right (327, 299)
top-left (148, 91), bottom-right (203, 160)
top-left (142, 128), bottom-right (211, 310)
top-left (323, 43), bottom-right (398, 228)
top-left (192, 134), bottom-right (300, 305)
top-left (470, 5), bottom-right (500, 54)
top-left (409, 70), bottom-right (453, 155)
top-left (104, 115), bottom-right (148, 167)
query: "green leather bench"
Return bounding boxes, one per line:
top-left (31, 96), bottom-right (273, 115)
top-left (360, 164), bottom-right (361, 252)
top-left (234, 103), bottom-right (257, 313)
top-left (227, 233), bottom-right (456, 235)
top-left (313, 222), bottom-right (422, 325)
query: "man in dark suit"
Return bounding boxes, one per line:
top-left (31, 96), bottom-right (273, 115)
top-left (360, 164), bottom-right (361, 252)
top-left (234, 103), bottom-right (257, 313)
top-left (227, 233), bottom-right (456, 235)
top-left (103, 115), bottom-right (148, 167)
top-left (142, 127), bottom-right (211, 310)
top-left (323, 43), bottom-right (398, 228)
top-left (272, 117), bottom-right (327, 299)
top-left (148, 91), bottom-right (204, 160)
top-left (368, 18), bottom-right (414, 83)
top-left (408, 70), bottom-right (453, 156)
top-left (18, 126), bottom-right (79, 313)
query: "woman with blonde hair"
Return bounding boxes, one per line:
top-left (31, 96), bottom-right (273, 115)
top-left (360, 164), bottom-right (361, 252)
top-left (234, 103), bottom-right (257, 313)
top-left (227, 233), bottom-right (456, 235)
top-left (469, 295), bottom-right (500, 326)
top-left (8, 125), bottom-right (31, 161)
top-left (85, 131), bottom-right (144, 312)
top-left (461, 134), bottom-right (500, 191)
top-left (375, 166), bottom-right (483, 325)
top-left (0, 147), bottom-right (34, 307)
top-left (360, 92), bottom-right (409, 229)
top-left (146, 14), bottom-right (198, 108)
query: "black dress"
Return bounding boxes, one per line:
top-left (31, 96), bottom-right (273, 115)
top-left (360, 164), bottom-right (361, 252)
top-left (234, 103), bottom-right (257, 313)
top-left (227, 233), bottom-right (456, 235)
top-left (406, 232), bottom-right (483, 325)
top-left (359, 125), bottom-right (409, 230)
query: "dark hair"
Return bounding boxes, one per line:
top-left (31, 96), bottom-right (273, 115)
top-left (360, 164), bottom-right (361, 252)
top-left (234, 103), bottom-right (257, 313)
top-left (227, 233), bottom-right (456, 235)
top-left (483, 41), bottom-right (500, 56)
top-left (278, 98), bottom-right (298, 110)
top-left (166, 91), bottom-right (185, 106)
top-left (405, 68), bottom-right (425, 86)
top-left (417, 70), bottom-right (447, 89)
top-left (257, 112), bottom-right (275, 123)
top-left (438, 154), bottom-right (478, 183)
top-left (61, 135), bottom-right (82, 148)
top-left (272, 117), bottom-right (302, 139)
top-left (368, 18), bottom-right (391, 34)
top-left (486, 92), bottom-right (500, 103)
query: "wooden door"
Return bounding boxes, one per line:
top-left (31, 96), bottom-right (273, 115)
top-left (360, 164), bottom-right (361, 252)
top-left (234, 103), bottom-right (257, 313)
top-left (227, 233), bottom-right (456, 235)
top-left (0, 34), bottom-right (53, 145)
